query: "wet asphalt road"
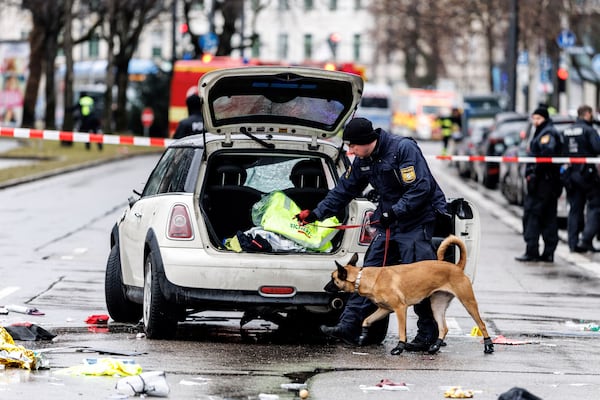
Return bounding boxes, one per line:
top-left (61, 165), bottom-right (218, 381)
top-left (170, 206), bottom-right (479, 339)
top-left (0, 141), bottom-right (599, 399)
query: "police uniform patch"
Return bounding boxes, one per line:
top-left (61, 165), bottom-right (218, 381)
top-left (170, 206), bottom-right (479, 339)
top-left (540, 134), bottom-right (550, 144)
top-left (400, 166), bottom-right (416, 183)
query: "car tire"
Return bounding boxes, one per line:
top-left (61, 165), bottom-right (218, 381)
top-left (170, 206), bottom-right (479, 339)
top-left (143, 252), bottom-right (178, 339)
top-left (105, 245), bottom-right (142, 323)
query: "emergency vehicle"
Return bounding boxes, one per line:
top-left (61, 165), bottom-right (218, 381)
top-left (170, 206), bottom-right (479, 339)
top-left (168, 56), bottom-right (366, 136)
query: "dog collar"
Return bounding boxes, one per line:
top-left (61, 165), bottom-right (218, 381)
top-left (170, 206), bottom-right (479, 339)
top-left (355, 268), bottom-right (363, 292)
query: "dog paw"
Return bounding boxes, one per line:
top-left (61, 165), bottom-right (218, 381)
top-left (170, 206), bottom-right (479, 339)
top-left (483, 337), bottom-right (494, 354)
top-left (427, 338), bottom-right (444, 354)
top-left (390, 342), bottom-right (405, 355)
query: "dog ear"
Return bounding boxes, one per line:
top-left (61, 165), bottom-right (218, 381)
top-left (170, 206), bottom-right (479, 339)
top-left (335, 261), bottom-right (347, 280)
top-left (348, 253), bottom-right (359, 266)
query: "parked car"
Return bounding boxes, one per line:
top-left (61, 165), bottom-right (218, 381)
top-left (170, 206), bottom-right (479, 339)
top-left (499, 115), bottom-right (576, 226)
top-left (105, 66), bottom-right (482, 340)
top-left (453, 118), bottom-right (493, 179)
top-left (472, 112), bottom-right (529, 189)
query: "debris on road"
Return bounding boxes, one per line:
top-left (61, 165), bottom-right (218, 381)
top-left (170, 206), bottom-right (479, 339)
top-left (359, 378), bottom-right (410, 391)
top-left (492, 335), bottom-right (540, 345)
top-left (116, 370), bottom-right (170, 397)
top-left (444, 386), bottom-right (474, 398)
top-left (5, 304), bottom-right (44, 315)
top-left (56, 357), bottom-right (142, 377)
top-left (0, 326), bottom-right (45, 369)
top-left (4, 322), bottom-right (56, 341)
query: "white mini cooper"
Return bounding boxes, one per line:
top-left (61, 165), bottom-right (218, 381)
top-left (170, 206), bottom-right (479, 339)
top-left (105, 66), bottom-right (481, 340)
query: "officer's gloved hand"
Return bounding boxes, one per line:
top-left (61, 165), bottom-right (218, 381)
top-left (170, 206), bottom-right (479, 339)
top-left (379, 208), bottom-right (397, 228)
top-left (295, 209), bottom-right (318, 226)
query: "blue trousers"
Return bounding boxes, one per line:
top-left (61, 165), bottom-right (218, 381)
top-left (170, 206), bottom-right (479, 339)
top-left (580, 188), bottom-right (600, 246)
top-left (338, 222), bottom-right (438, 342)
top-left (566, 187), bottom-right (586, 250)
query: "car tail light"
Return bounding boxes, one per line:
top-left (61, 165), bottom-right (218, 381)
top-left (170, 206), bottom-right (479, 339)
top-left (259, 286), bottom-right (296, 297)
top-left (359, 210), bottom-right (376, 245)
top-left (167, 204), bottom-right (193, 239)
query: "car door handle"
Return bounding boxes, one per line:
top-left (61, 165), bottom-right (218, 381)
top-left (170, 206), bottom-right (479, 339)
top-left (134, 212), bottom-right (142, 218)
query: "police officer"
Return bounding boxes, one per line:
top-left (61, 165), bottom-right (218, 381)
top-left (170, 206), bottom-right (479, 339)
top-left (562, 105), bottom-right (600, 252)
top-left (515, 107), bottom-right (563, 263)
top-left (173, 93), bottom-right (204, 139)
top-left (438, 108), bottom-right (461, 155)
top-left (77, 93), bottom-right (102, 151)
top-left (296, 117), bottom-right (448, 351)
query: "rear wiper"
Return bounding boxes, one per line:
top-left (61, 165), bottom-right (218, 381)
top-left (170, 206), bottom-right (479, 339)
top-left (240, 126), bottom-right (275, 149)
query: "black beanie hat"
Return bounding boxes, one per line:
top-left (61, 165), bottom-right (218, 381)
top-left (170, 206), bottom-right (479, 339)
top-left (532, 107), bottom-right (549, 120)
top-left (343, 118), bottom-right (378, 145)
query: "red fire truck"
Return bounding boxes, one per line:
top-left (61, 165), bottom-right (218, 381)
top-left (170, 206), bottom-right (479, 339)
top-left (168, 56), bottom-right (367, 136)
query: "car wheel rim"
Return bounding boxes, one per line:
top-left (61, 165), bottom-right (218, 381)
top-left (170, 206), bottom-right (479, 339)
top-left (143, 258), bottom-right (152, 327)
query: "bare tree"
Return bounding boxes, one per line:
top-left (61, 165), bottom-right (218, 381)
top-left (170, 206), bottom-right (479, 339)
top-left (99, 0), bottom-right (169, 132)
top-left (21, 0), bottom-right (66, 129)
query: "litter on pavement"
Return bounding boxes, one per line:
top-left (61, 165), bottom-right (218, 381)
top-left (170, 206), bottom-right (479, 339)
top-left (85, 314), bottom-right (110, 324)
top-left (4, 304), bottom-right (45, 315)
top-left (0, 326), bottom-right (45, 370)
top-left (3, 322), bottom-right (56, 341)
top-left (359, 378), bottom-right (410, 391)
top-left (115, 370), bottom-right (170, 397)
top-left (444, 386), bottom-right (474, 398)
top-left (56, 357), bottom-right (142, 377)
top-left (497, 386), bottom-right (542, 400)
top-left (491, 335), bottom-right (540, 345)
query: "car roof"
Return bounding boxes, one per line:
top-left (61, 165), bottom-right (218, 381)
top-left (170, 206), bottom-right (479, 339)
top-left (198, 66), bottom-right (364, 140)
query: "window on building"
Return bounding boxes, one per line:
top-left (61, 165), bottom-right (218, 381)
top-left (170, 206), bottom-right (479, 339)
top-left (304, 0), bottom-right (314, 10)
top-left (151, 29), bottom-right (162, 58)
top-left (353, 34), bottom-right (361, 61)
top-left (278, 0), bottom-right (289, 11)
top-left (304, 34), bottom-right (313, 60)
top-left (252, 34), bottom-right (261, 58)
top-left (278, 33), bottom-right (288, 59)
top-left (329, 0), bottom-right (337, 10)
top-left (89, 33), bottom-right (99, 58)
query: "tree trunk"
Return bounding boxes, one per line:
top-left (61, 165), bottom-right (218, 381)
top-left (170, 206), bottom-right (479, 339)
top-left (62, 0), bottom-right (75, 131)
top-left (44, 37), bottom-right (58, 130)
top-left (22, 25), bottom-right (45, 128)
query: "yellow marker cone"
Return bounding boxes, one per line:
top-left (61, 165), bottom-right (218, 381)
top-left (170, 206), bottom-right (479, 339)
top-left (470, 326), bottom-right (482, 336)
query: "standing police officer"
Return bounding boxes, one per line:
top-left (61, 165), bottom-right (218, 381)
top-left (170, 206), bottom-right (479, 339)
top-left (296, 117), bottom-right (448, 351)
top-left (516, 107), bottom-right (563, 262)
top-left (562, 105), bottom-right (600, 252)
top-left (173, 94), bottom-right (204, 139)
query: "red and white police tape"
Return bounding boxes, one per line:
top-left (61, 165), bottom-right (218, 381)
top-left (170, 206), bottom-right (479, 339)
top-left (2, 125), bottom-right (600, 164)
top-left (0, 126), bottom-right (174, 148)
top-left (434, 154), bottom-right (600, 164)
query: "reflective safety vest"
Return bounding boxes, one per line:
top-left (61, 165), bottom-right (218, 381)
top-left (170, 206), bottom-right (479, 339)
top-left (441, 117), bottom-right (453, 137)
top-left (252, 191), bottom-right (339, 252)
top-left (79, 96), bottom-right (94, 117)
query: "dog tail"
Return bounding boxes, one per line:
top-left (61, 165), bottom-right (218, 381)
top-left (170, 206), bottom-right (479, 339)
top-left (437, 235), bottom-right (467, 270)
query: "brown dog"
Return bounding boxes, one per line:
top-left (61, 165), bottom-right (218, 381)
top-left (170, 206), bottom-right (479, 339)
top-left (324, 235), bottom-right (494, 355)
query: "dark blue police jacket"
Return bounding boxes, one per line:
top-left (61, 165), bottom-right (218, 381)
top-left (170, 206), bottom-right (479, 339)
top-left (314, 129), bottom-right (447, 232)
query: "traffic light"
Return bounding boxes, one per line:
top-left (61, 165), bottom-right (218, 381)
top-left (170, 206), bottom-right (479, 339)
top-left (557, 67), bottom-right (568, 93)
top-left (327, 33), bottom-right (341, 59)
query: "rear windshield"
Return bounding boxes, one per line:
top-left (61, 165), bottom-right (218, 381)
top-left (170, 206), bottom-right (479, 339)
top-left (206, 74), bottom-right (354, 130)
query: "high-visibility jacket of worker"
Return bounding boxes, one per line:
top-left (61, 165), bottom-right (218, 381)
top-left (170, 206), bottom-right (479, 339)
top-left (79, 95), bottom-right (95, 117)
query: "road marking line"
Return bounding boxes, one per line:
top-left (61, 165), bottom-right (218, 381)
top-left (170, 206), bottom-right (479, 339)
top-left (446, 317), bottom-right (462, 335)
top-left (0, 286), bottom-right (19, 299)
